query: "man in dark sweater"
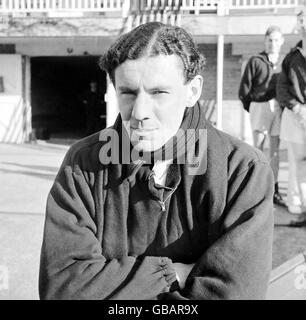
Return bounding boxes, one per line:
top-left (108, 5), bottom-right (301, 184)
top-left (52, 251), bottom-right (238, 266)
top-left (276, 10), bottom-right (306, 215)
top-left (239, 26), bottom-right (286, 208)
top-left (39, 22), bottom-right (274, 300)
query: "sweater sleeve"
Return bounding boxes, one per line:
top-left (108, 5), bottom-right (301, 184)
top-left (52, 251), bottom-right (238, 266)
top-left (39, 148), bottom-right (176, 300)
top-left (162, 158), bottom-right (274, 300)
top-left (276, 56), bottom-right (300, 110)
top-left (238, 58), bottom-right (257, 112)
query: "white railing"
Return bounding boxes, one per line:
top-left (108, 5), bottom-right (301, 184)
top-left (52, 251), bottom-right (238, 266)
top-left (180, 0), bottom-right (302, 15)
top-left (181, 0), bottom-right (218, 13)
top-left (134, 0), bottom-right (181, 11)
top-left (228, 0), bottom-right (302, 10)
top-left (132, 0), bottom-right (218, 12)
top-left (0, 0), bottom-right (123, 12)
top-left (129, 0), bottom-right (302, 16)
top-left (127, 0), bottom-right (219, 17)
top-left (125, 1), bottom-right (183, 30)
top-left (0, 0), bottom-right (303, 15)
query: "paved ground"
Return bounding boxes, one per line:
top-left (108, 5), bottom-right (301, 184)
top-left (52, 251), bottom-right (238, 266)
top-left (271, 151), bottom-right (306, 269)
top-left (0, 141), bottom-right (305, 300)
top-left (0, 142), bottom-right (67, 300)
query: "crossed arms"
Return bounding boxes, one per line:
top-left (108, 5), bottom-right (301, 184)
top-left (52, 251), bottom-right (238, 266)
top-left (39, 146), bottom-right (274, 300)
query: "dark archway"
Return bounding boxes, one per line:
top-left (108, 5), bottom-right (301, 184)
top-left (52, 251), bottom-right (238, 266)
top-left (31, 55), bottom-right (106, 141)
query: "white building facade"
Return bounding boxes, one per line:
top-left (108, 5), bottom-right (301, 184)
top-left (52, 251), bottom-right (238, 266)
top-left (0, 0), bottom-right (303, 143)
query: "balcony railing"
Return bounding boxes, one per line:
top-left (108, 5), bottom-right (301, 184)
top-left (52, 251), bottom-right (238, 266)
top-left (181, 0), bottom-right (218, 14)
top-left (228, 0), bottom-right (302, 10)
top-left (0, 0), bottom-right (123, 12)
top-left (129, 1), bottom-right (219, 15)
top-left (180, 0), bottom-right (303, 15)
top-left (0, 0), bottom-right (303, 15)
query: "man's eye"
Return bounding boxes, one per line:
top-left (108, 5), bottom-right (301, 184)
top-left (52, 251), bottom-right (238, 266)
top-left (121, 91), bottom-right (136, 96)
top-left (152, 90), bottom-right (168, 95)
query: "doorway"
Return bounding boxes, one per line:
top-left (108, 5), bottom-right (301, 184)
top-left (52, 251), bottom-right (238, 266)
top-left (31, 55), bottom-right (107, 143)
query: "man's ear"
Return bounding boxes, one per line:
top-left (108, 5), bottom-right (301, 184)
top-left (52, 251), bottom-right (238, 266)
top-left (186, 75), bottom-right (204, 107)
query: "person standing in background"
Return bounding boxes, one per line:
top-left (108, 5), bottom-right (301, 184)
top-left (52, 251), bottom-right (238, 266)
top-left (239, 26), bottom-right (286, 208)
top-left (277, 11), bottom-right (306, 215)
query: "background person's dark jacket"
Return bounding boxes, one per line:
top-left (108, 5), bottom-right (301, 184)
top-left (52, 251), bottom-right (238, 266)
top-left (239, 52), bottom-right (282, 112)
top-left (39, 117), bottom-right (274, 300)
top-left (276, 41), bottom-right (306, 110)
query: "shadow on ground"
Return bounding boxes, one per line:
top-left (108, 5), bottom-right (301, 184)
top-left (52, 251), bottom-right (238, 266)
top-left (273, 204), bottom-right (306, 268)
top-left (0, 162), bottom-right (58, 181)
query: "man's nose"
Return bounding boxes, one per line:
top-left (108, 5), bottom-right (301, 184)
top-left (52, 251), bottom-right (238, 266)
top-left (131, 92), bottom-right (151, 122)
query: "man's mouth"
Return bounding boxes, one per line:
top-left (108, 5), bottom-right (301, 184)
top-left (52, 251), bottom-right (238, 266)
top-left (131, 127), bottom-right (156, 132)
top-left (130, 128), bottom-right (157, 136)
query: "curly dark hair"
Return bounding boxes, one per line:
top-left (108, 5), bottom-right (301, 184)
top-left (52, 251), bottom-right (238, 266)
top-left (99, 22), bottom-right (206, 84)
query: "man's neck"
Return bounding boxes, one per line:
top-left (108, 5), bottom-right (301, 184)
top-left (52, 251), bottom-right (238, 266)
top-left (267, 52), bottom-right (280, 65)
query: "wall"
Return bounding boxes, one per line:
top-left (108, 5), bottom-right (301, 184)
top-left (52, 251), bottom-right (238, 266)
top-left (197, 42), bottom-right (254, 143)
top-left (1, 36), bottom-right (115, 56)
top-left (0, 54), bottom-right (26, 143)
top-left (199, 43), bottom-right (242, 100)
top-left (0, 16), bottom-right (123, 37)
top-left (183, 14), bottom-right (298, 36)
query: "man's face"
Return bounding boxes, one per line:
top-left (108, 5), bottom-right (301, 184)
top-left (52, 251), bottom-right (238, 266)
top-left (115, 55), bottom-right (192, 152)
top-left (264, 31), bottom-right (284, 54)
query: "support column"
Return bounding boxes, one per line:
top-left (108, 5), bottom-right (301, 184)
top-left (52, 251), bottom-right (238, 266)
top-left (216, 34), bottom-right (224, 130)
top-left (23, 55), bottom-right (32, 142)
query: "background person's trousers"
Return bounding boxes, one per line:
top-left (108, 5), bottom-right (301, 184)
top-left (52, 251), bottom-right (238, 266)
top-left (287, 141), bottom-right (306, 209)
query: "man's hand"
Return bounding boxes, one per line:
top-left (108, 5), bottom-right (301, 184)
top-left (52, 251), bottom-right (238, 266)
top-left (111, 256), bottom-right (177, 300)
top-left (173, 263), bottom-right (195, 289)
top-left (293, 104), bottom-right (306, 130)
